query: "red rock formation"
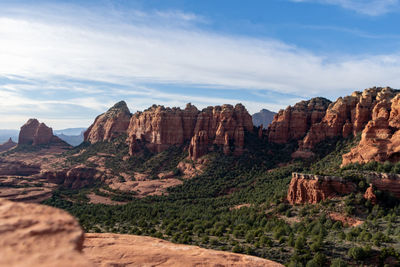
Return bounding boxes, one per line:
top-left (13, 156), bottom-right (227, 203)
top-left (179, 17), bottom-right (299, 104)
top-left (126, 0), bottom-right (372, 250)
top-left (0, 198), bottom-right (92, 267)
top-left (0, 158), bottom-right (40, 176)
top-left (18, 119), bottom-right (64, 146)
top-left (365, 172), bottom-right (400, 198)
top-left (127, 103), bottom-right (199, 153)
top-left (342, 89), bottom-right (400, 165)
top-left (287, 173), bottom-right (356, 204)
top-left (127, 103), bottom-right (253, 157)
top-left (41, 166), bottom-right (103, 189)
top-left (84, 101), bottom-right (131, 143)
top-left (189, 130), bottom-right (208, 160)
top-left (364, 185), bottom-right (377, 205)
top-left (268, 97), bottom-right (331, 144)
top-left (0, 138), bottom-right (17, 152)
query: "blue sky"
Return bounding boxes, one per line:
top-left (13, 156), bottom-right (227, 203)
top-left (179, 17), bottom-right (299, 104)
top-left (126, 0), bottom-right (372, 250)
top-left (1, 0), bottom-right (400, 129)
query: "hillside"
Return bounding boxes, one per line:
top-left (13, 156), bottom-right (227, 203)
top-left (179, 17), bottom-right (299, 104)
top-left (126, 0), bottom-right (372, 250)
top-left (2, 87), bottom-right (400, 266)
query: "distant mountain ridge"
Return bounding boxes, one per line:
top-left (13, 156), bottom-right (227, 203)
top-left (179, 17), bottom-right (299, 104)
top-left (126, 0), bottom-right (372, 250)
top-left (252, 109), bottom-right (276, 128)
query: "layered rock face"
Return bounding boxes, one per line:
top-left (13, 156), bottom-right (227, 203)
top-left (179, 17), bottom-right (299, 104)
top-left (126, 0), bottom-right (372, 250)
top-left (268, 97), bottom-right (331, 144)
top-left (0, 198), bottom-right (91, 267)
top-left (0, 138), bottom-right (17, 152)
top-left (86, 101), bottom-right (253, 159)
top-left (287, 173), bottom-right (356, 204)
top-left (84, 101), bottom-right (131, 143)
top-left (18, 119), bottom-right (63, 146)
top-left (127, 103), bottom-right (199, 153)
top-left (364, 172), bottom-right (400, 199)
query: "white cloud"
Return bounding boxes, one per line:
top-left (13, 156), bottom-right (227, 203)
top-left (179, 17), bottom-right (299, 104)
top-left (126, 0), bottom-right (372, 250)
top-left (292, 0), bottom-right (399, 16)
top-left (1, 3), bottom-right (400, 128)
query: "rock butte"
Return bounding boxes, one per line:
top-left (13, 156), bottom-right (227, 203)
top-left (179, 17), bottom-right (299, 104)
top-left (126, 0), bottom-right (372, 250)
top-left (0, 198), bottom-right (282, 267)
top-left (18, 118), bottom-right (69, 147)
top-left (84, 102), bottom-right (253, 160)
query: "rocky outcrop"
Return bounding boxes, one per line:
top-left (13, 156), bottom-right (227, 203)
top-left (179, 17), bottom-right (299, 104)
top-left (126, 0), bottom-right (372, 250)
top-left (18, 119), bottom-right (65, 146)
top-left (343, 91), bottom-right (400, 165)
top-left (84, 233), bottom-right (283, 267)
top-left (0, 198), bottom-right (91, 267)
top-left (0, 158), bottom-right (40, 176)
top-left (268, 87), bottom-right (400, 164)
top-left (41, 166), bottom-right (103, 189)
top-left (268, 97), bottom-right (331, 144)
top-left (127, 103), bottom-right (199, 153)
top-left (364, 185), bottom-right (377, 205)
top-left (127, 103), bottom-right (253, 158)
top-left (84, 101), bottom-right (131, 143)
top-left (287, 173), bottom-right (356, 204)
top-left (364, 172), bottom-right (400, 198)
top-left (0, 138), bottom-right (17, 152)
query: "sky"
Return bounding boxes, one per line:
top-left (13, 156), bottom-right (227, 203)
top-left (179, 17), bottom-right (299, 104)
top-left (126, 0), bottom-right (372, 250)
top-left (1, 0), bottom-right (400, 129)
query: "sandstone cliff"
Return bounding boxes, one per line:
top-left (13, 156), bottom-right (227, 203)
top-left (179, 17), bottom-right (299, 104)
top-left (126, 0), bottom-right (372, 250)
top-left (18, 118), bottom-right (66, 146)
top-left (0, 138), bottom-right (17, 152)
top-left (0, 198), bottom-right (282, 267)
top-left (268, 97), bottom-right (331, 144)
top-left (287, 173), bottom-right (356, 204)
top-left (268, 87), bottom-right (400, 164)
top-left (86, 101), bottom-right (253, 159)
top-left (84, 101), bottom-right (131, 143)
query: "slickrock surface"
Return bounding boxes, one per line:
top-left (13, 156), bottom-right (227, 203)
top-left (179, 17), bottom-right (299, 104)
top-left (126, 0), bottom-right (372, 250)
top-left (18, 118), bottom-right (66, 146)
top-left (0, 138), bottom-right (17, 152)
top-left (0, 198), bottom-right (92, 267)
top-left (0, 199), bottom-right (282, 267)
top-left (287, 173), bottom-right (356, 204)
top-left (84, 233), bottom-right (283, 267)
top-left (84, 101), bottom-right (131, 143)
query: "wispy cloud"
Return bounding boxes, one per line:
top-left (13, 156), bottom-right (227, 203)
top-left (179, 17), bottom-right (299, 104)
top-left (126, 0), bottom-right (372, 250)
top-left (291, 0), bottom-right (400, 16)
top-left (1, 3), bottom-right (400, 128)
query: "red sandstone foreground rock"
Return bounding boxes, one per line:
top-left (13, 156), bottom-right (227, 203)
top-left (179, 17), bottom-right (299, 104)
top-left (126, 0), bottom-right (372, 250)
top-left (0, 138), bottom-right (17, 152)
top-left (84, 233), bottom-right (283, 267)
top-left (0, 198), bottom-right (282, 267)
top-left (84, 101), bottom-right (131, 143)
top-left (287, 173), bottom-right (356, 204)
top-left (85, 102), bottom-right (253, 159)
top-left (0, 198), bottom-right (91, 267)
